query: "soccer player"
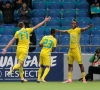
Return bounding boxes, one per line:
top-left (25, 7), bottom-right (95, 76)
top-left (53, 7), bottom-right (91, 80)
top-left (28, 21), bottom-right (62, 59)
top-left (37, 29), bottom-right (57, 83)
top-left (56, 20), bottom-right (93, 83)
top-left (1, 16), bottom-right (51, 82)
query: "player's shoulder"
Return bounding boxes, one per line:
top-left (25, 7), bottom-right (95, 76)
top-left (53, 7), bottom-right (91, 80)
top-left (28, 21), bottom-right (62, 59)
top-left (75, 27), bottom-right (81, 30)
top-left (15, 31), bottom-right (19, 34)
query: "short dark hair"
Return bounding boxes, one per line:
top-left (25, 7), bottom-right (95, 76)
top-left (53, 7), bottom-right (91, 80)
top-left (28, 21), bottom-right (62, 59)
top-left (72, 19), bottom-right (78, 24)
top-left (50, 29), bottom-right (56, 34)
top-left (18, 22), bottom-right (24, 28)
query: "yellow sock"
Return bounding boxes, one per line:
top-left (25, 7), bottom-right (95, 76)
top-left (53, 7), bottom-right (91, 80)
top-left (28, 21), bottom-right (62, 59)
top-left (42, 68), bottom-right (50, 80)
top-left (13, 64), bottom-right (21, 70)
top-left (37, 67), bottom-right (43, 81)
top-left (82, 72), bottom-right (86, 80)
top-left (68, 72), bottom-right (72, 79)
top-left (19, 67), bottom-right (24, 79)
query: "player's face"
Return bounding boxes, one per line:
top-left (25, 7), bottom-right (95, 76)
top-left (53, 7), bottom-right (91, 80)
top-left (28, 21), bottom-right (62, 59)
top-left (6, 3), bottom-right (10, 8)
top-left (97, 53), bottom-right (100, 57)
top-left (71, 21), bottom-right (77, 29)
top-left (22, 3), bottom-right (27, 8)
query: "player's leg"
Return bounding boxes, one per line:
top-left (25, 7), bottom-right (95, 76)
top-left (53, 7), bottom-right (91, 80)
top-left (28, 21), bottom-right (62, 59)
top-left (37, 56), bottom-right (44, 83)
top-left (63, 49), bottom-right (74, 83)
top-left (74, 47), bottom-right (86, 83)
top-left (41, 56), bottom-right (51, 82)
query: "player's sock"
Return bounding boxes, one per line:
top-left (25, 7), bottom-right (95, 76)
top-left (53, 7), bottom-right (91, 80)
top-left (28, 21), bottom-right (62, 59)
top-left (37, 67), bottom-right (43, 81)
top-left (19, 67), bottom-right (24, 79)
top-left (13, 64), bottom-right (21, 70)
top-left (82, 72), bottom-right (86, 80)
top-left (42, 67), bottom-right (50, 81)
top-left (68, 72), bottom-right (72, 80)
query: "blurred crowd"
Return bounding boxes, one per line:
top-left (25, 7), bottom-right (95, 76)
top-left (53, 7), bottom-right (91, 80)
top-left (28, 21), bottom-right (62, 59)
top-left (0, 0), bottom-right (32, 27)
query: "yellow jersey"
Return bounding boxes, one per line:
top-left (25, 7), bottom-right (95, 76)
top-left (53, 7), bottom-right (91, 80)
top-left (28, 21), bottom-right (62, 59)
top-left (40, 35), bottom-right (57, 56)
top-left (14, 28), bottom-right (33, 49)
top-left (67, 27), bottom-right (81, 48)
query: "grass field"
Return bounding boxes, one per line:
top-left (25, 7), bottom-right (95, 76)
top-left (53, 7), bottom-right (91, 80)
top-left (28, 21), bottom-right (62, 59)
top-left (0, 81), bottom-right (100, 90)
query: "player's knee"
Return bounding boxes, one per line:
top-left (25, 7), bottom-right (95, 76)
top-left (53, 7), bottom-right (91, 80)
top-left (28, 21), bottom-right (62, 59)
top-left (45, 66), bottom-right (50, 68)
top-left (18, 61), bottom-right (24, 66)
top-left (40, 65), bottom-right (45, 68)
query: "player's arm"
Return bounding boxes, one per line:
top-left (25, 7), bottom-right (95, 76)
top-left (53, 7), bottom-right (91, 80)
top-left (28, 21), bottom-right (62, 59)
top-left (81, 24), bottom-right (93, 32)
top-left (2, 38), bottom-right (16, 54)
top-left (56, 29), bottom-right (68, 33)
top-left (32, 16), bottom-right (51, 31)
top-left (52, 47), bottom-right (56, 52)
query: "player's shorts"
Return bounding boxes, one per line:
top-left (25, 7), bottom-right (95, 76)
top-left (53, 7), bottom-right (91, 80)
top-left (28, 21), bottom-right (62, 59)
top-left (16, 48), bottom-right (28, 62)
top-left (39, 55), bottom-right (51, 66)
top-left (67, 47), bottom-right (82, 64)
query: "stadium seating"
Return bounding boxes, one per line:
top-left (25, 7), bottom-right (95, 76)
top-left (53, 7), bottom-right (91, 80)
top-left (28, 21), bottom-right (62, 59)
top-left (32, 9), bottom-right (46, 17)
top-left (32, 17), bottom-right (45, 26)
top-left (32, 0), bottom-right (46, 2)
top-left (47, 9), bottom-right (61, 18)
top-left (60, 43), bottom-right (69, 53)
top-left (91, 26), bottom-right (100, 35)
top-left (76, 2), bottom-right (89, 9)
top-left (48, 0), bottom-right (61, 2)
top-left (91, 37), bottom-right (100, 45)
top-left (62, 9), bottom-right (76, 18)
top-left (32, 2), bottom-right (46, 9)
top-left (92, 17), bottom-right (100, 26)
top-left (80, 37), bottom-right (90, 45)
top-left (62, 2), bottom-right (76, 9)
top-left (36, 35), bottom-right (43, 45)
top-left (0, 35), bottom-right (13, 44)
top-left (62, 0), bottom-right (76, 2)
top-left (77, 10), bottom-right (89, 17)
top-left (77, 0), bottom-right (87, 2)
top-left (47, 2), bottom-right (62, 9)
top-left (34, 47), bottom-right (41, 52)
top-left (34, 27), bottom-right (45, 35)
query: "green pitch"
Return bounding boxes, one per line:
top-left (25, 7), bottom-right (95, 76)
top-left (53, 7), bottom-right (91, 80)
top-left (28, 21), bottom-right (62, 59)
top-left (0, 81), bottom-right (100, 90)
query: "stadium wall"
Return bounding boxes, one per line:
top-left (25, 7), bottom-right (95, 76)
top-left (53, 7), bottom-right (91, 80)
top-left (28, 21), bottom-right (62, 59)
top-left (64, 54), bottom-right (100, 80)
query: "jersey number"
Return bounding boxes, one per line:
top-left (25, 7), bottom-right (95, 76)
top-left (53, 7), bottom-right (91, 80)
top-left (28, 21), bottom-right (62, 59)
top-left (44, 39), bottom-right (53, 48)
top-left (19, 31), bottom-right (28, 40)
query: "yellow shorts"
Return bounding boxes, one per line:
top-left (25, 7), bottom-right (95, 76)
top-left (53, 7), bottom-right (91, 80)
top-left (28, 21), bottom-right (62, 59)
top-left (16, 48), bottom-right (28, 62)
top-left (39, 55), bottom-right (51, 66)
top-left (67, 47), bottom-right (82, 64)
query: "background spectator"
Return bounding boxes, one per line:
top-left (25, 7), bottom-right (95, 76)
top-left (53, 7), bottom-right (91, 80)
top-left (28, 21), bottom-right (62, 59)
top-left (0, 1), bottom-right (15, 24)
top-left (18, 1), bottom-right (32, 27)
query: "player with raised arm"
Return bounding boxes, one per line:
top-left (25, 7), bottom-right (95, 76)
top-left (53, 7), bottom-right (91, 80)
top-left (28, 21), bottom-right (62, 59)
top-left (1, 17), bottom-right (51, 83)
top-left (56, 20), bottom-right (93, 83)
top-left (37, 29), bottom-right (57, 83)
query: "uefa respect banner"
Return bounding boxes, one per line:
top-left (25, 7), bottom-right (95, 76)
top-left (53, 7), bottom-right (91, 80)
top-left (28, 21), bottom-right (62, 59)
top-left (0, 53), bottom-right (63, 81)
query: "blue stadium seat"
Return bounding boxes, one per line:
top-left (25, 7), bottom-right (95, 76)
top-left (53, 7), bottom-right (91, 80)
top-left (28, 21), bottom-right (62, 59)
top-left (80, 37), bottom-right (90, 45)
top-left (61, 37), bottom-right (70, 44)
top-left (0, 28), bottom-right (15, 35)
top-left (91, 26), bottom-right (100, 35)
top-left (91, 47), bottom-right (100, 53)
top-left (48, 0), bottom-right (61, 2)
top-left (34, 47), bottom-right (41, 52)
top-left (32, 17), bottom-right (44, 26)
top-left (77, 17), bottom-right (91, 26)
top-left (77, 0), bottom-right (87, 2)
top-left (36, 35), bottom-right (43, 45)
top-left (32, 0), bottom-right (46, 2)
top-left (81, 46), bottom-right (90, 53)
top-left (47, 2), bottom-right (62, 9)
top-left (61, 18), bottom-right (72, 27)
top-left (62, 0), bottom-right (76, 2)
top-left (0, 43), bottom-right (13, 52)
top-left (0, 35), bottom-right (13, 44)
top-left (91, 37), bottom-right (100, 45)
top-left (47, 9), bottom-right (61, 18)
top-left (46, 20), bottom-right (60, 26)
top-left (34, 27), bottom-right (45, 35)
top-left (92, 17), bottom-right (100, 26)
top-left (77, 10), bottom-right (89, 17)
top-left (32, 9), bottom-right (46, 17)
top-left (62, 9), bottom-right (76, 18)
top-left (81, 34), bottom-right (90, 38)
top-left (32, 2), bottom-right (46, 9)
top-left (60, 44), bottom-right (69, 53)
top-left (61, 26), bottom-right (71, 30)
top-left (62, 2), bottom-right (76, 9)
top-left (76, 2), bottom-right (89, 9)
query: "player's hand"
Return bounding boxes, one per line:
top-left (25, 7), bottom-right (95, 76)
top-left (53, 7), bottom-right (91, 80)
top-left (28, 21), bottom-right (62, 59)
top-left (44, 16), bottom-right (51, 22)
top-left (89, 24), bottom-right (93, 28)
top-left (2, 48), bottom-right (7, 54)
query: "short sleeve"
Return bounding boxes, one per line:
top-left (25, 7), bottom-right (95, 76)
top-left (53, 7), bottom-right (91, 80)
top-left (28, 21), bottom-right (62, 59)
top-left (14, 31), bottom-right (18, 39)
top-left (76, 28), bottom-right (81, 34)
top-left (53, 38), bottom-right (57, 47)
top-left (39, 36), bottom-right (44, 45)
top-left (26, 28), bottom-right (33, 33)
top-left (67, 29), bottom-right (71, 34)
